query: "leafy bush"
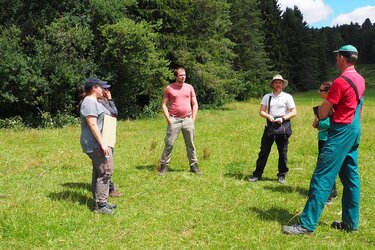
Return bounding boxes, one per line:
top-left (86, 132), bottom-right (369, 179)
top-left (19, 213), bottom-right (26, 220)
top-left (0, 116), bottom-right (25, 130)
top-left (37, 111), bottom-right (79, 129)
top-left (101, 18), bottom-right (171, 119)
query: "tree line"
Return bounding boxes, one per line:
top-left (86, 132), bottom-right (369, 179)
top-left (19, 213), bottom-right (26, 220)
top-left (0, 0), bottom-right (374, 128)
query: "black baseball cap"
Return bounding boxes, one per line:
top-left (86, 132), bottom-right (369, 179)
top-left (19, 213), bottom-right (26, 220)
top-left (84, 77), bottom-right (108, 91)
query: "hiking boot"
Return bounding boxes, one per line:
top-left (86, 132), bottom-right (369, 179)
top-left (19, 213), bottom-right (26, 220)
top-left (331, 221), bottom-right (358, 233)
top-left (248, 176), bottom-right (261, 182)
top-left (158, 163), bottom-right (168, 176)
top-left (109, 191), bottom-right (124, 197)
top-left (283, 224), bottom-right (310, 235)
top-left (190, 163), bottom-right (202, 175)
top-left (278, 176), bottom-right (286, 184)
top-left (95, 204), bottom-right (115, 215)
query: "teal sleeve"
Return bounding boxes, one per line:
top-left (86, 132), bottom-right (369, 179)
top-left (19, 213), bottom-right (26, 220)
top-left (317, 117), bottom-right (330, 130)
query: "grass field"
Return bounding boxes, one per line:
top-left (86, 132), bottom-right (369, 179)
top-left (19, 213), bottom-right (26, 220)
top-left (1, 88), bottom-right (375, 249)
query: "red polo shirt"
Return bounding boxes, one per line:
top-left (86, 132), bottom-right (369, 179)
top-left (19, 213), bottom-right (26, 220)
top-left (326, 66), bottom-right (365, 124)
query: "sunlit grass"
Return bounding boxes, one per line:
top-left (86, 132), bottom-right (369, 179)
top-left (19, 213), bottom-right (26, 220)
top-left (1, 90), bottom-right (374, 249)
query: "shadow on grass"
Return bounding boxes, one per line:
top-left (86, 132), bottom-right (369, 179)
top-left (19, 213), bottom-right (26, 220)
top-left (223, 161), bottom-right (248, 180)
top-left (263, 185), bottom-right (309, 197)
top-left (224, 172), bottom-right (247, 180)
top-left (224, 161), bottom-right (282, 182)
top-left (62, 182), bottom-right (91, 191)
top-left (224, 172), bottom-right (279, 183)
top-left (48, 182), bottom-right (94, 211)
top-left (48, 190), bottom-right (95, 211)
top-left (135, 165), bottom-right (156, 171)
top-left (249, 206), bottom-right (298, 225)
top-left (135, 164), bottom-right (185, 173)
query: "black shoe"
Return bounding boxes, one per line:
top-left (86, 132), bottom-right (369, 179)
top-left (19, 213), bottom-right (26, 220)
top-left (190, 163), bottom-right (202, 175)
top-left (158, 163), bottom-right (168, 176)
top-left (331, 221), bottom-right (358, 233)
top-left (248, 176), bottom-right (261, 182)
top-left (283, 224), bottom-right (310, 235)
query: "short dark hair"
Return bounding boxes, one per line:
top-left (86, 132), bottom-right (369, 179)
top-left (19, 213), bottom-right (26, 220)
top-left (320, 81), bottom-right (332, 91)
top-left (174, 66), bottom-right (185, 77)
top-left (339, 51), bottom-right (358, 64)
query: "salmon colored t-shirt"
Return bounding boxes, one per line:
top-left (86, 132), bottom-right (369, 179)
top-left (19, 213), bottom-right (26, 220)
top-left (164, 83), bottom-right (196, 118)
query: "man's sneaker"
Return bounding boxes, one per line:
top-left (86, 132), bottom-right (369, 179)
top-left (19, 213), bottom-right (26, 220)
top-left (190, 163), bottom-right (202, 175)
top-left (109, 191), bottom-right (124, 197)
top-left (283, 224), bottom-right (310, 235)
top-left (278, 176), bottom-right (286, 184)
top-left (326, 198), bottom-right (333, 205)
top-left (95, 205), bottom-right (115, 215)
top-left (248, 176), bottom-right (261, 182)
top-left (331, 221), bottom-right (358, 233)
top-left (158, 163), bottom-right (168, 176)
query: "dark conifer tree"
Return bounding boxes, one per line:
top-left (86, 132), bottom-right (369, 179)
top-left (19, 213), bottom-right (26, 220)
top-left (258, 0), bottom-right (287, 74)
top-left (227, 0), bottom-right (272, 99)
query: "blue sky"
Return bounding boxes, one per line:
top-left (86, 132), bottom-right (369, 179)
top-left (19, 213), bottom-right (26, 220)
top-left (278, 0), bottom-right (375, 28)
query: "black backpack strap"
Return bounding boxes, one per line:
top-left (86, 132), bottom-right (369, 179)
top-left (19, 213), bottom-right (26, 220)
top-left (266, 95), bottom-right (272, 123)
top-left (267, 95), bottom-right (272, 114)
top-left (341, 75), bottom-right (360, 103)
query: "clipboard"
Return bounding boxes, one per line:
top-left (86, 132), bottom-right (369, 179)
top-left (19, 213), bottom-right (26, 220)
top-left (102, 114), bottom-right (117, 147)
top-left (313, 106), bottom-right (319, 116)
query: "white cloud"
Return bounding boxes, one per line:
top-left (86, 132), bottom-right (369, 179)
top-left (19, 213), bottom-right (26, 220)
top-left (278, 0), bottom-right (333, 24)
top-left (331, 6), bottom-right (375, 26)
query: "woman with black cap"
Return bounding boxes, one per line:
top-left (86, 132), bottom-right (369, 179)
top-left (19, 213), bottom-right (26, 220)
top-left (80, 77), bottom-right (116, 214)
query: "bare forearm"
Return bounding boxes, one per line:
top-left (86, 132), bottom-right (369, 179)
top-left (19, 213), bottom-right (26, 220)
top-left (283, 108), bottom-right (297, 120)
top-left (318, 100), bottom-right (333, 119)
top-left (162, 104), bottom-right (171, 124)
top-left (192, 104), bottom-right (198, 120)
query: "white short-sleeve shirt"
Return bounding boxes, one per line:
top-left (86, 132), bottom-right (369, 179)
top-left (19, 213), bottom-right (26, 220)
top-left (261, 92), bottom-right (296, 118)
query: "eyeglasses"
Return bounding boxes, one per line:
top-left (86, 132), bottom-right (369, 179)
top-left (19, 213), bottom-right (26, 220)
top-left (319, 89), bottom-right (328, 92)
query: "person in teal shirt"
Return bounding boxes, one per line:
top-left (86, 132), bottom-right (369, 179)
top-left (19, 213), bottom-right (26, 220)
top-left (313, 81), bottom-right (337, 204)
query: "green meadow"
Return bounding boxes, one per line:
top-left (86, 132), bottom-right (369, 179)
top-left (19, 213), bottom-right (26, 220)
top-left (1, 89), bottom-right (375, 249)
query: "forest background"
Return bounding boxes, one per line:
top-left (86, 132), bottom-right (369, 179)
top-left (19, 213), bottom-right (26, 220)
top-left (1, 0), bottom-right (375, 128)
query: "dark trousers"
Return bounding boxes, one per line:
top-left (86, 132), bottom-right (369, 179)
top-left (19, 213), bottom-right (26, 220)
top-left (253, 128), bottom-right (289, 178)
top-left (318, 140), bottom-right (337, 198)
top-left (109, 147), bottom-right (116, 194)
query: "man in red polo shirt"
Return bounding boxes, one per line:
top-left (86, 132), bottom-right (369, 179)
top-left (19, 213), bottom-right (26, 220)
top-left (284, 45), bottom-right (365, 235)
top-left (158, 66), bottom-right (201, 175)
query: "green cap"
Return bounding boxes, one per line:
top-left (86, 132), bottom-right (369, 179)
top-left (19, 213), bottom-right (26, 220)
top-left (333, 45), bottom-right (358, 53)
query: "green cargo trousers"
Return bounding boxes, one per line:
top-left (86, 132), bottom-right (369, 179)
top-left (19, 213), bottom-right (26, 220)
top-left (300, 98), bottom-right (363, 232)
top-left (87, 147), bottom-right (114, 205)
top-left (160, 116), bottom-right (197, 167)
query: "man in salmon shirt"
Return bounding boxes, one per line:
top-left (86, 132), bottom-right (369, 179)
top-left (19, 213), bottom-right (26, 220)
top-left (158, 66), bottom-right (201, 175)
top-left (284, 45), bottom-right (365, 235)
